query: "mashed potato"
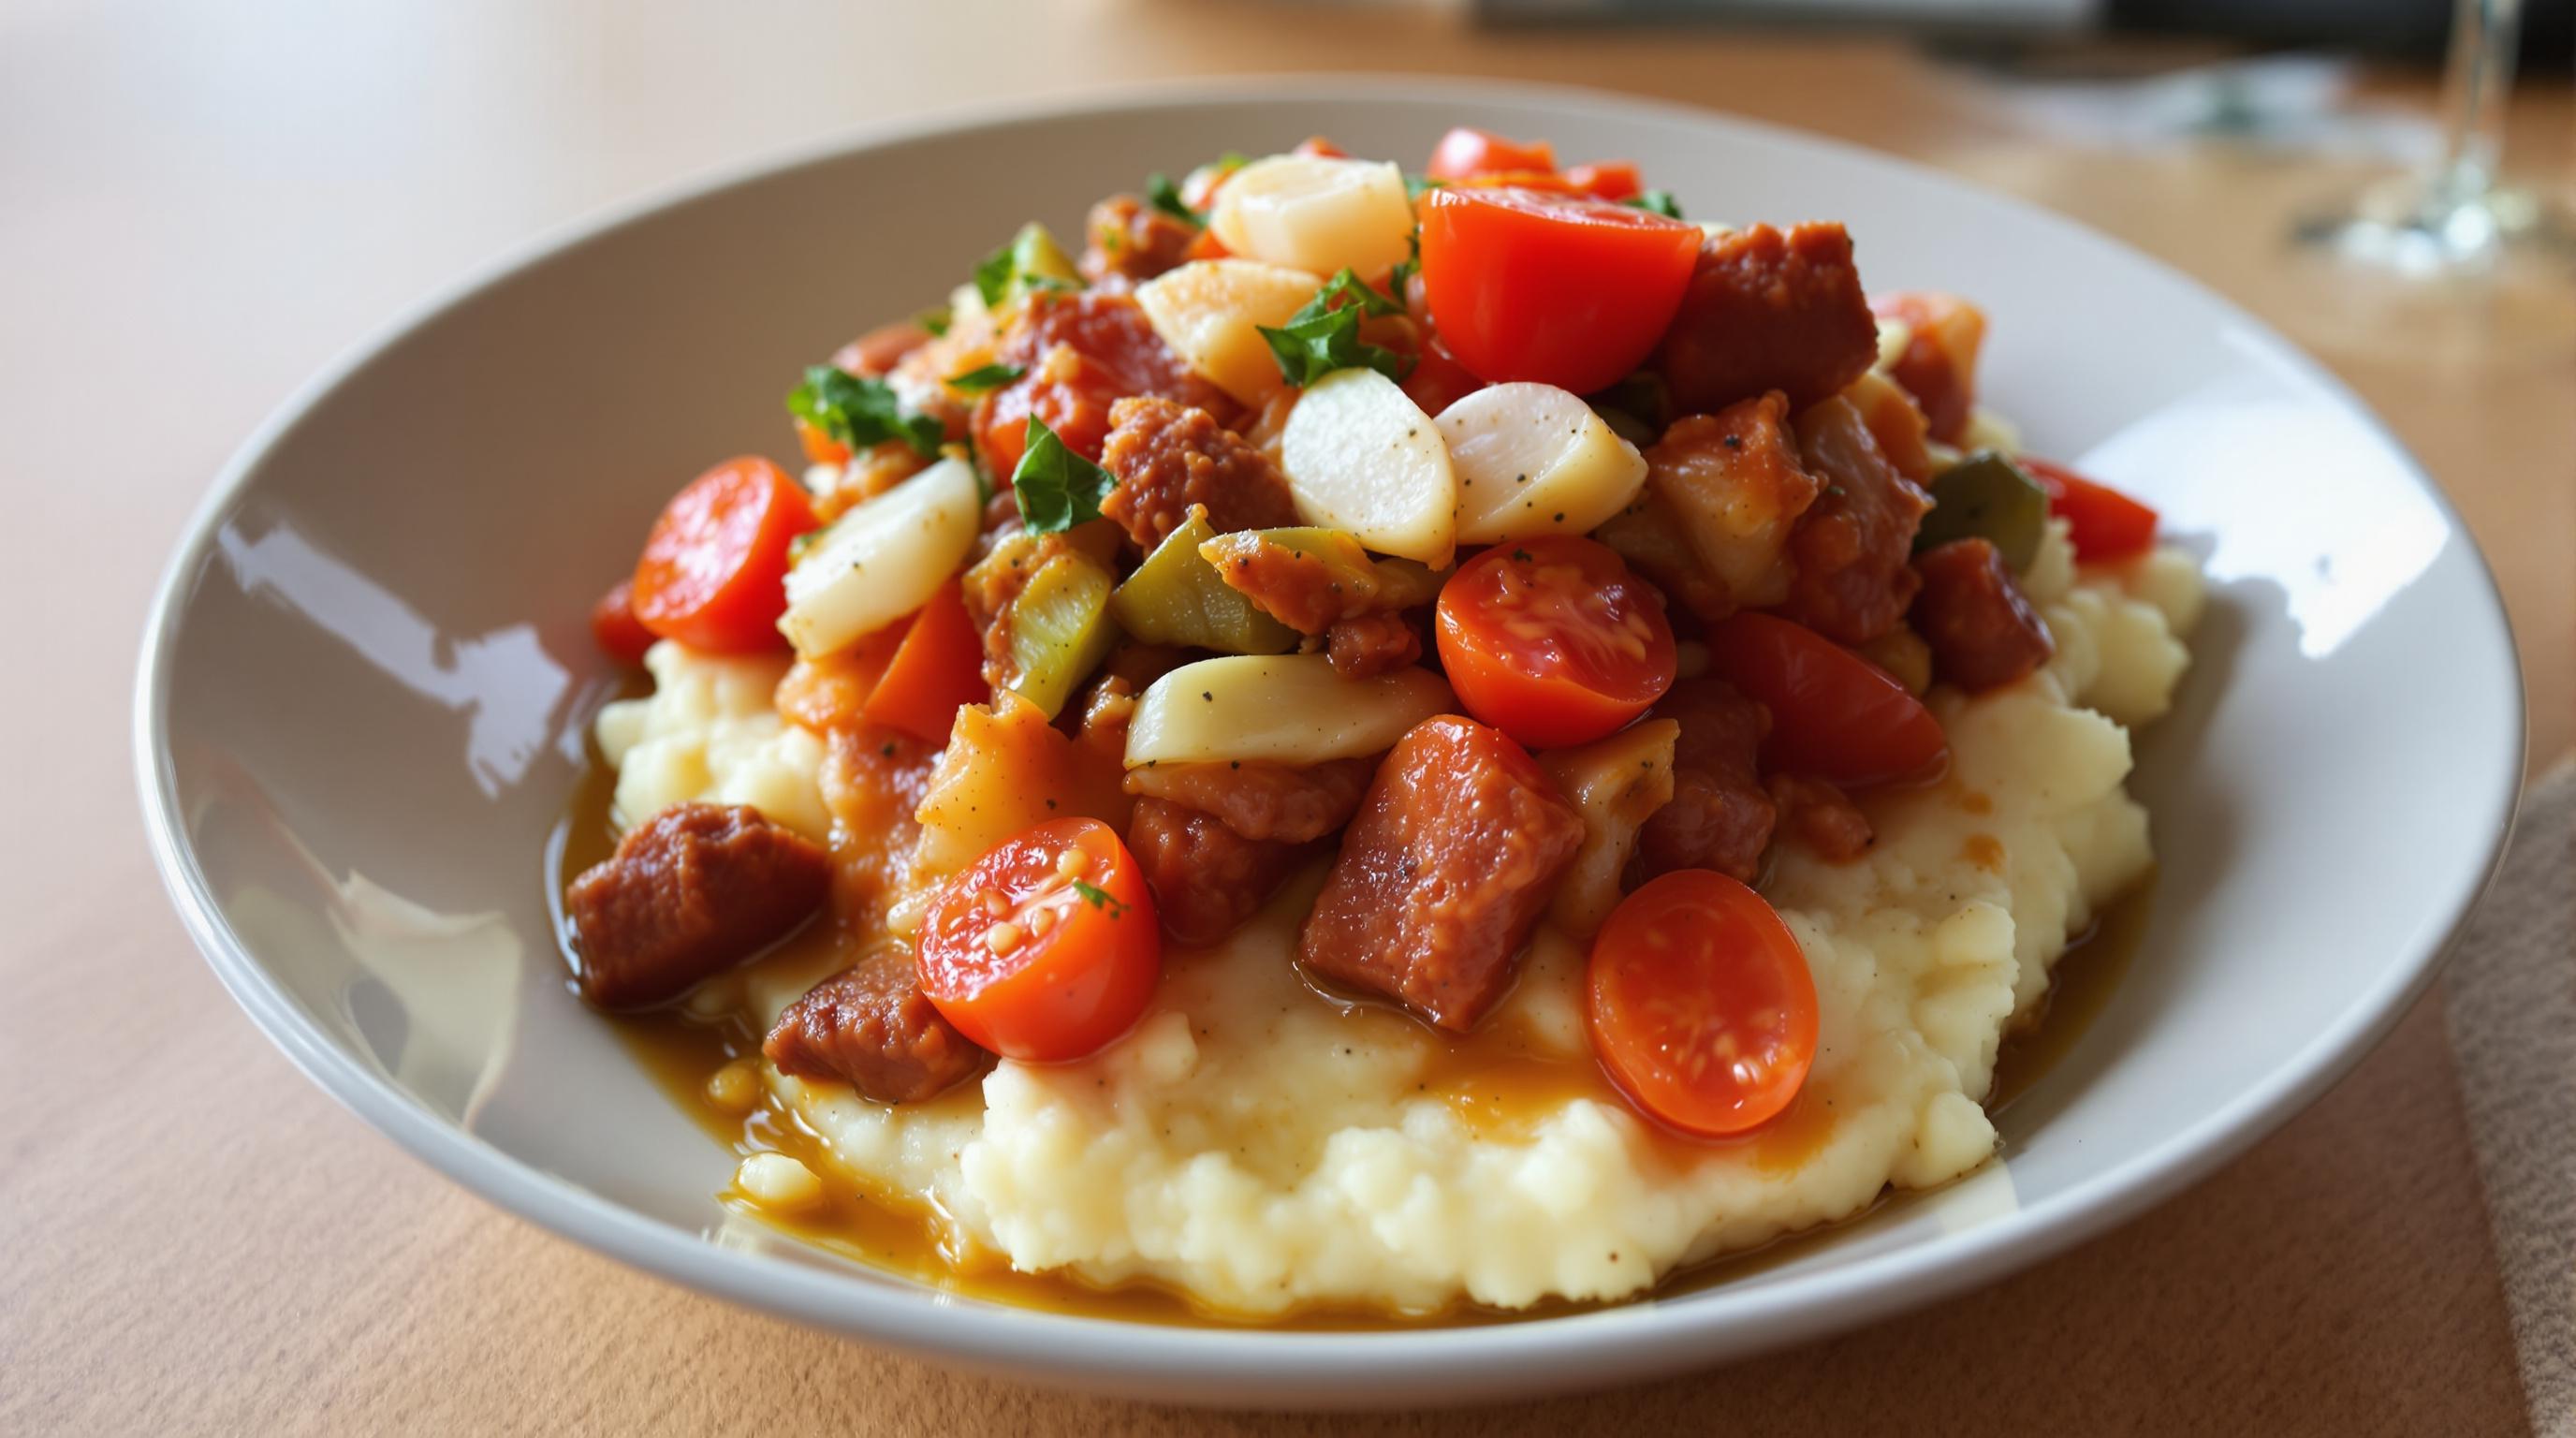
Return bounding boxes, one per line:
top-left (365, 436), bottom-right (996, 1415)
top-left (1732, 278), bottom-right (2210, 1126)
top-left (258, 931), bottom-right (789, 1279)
top-left (603, 521), bottom-right (2199, 1314)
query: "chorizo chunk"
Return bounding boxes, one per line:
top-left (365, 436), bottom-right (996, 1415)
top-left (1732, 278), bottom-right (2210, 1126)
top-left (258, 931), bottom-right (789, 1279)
top-left (1325, 611), bottom-right (1422, 678)
top-left (1098, 396), bottom-right (1300, 550)
top-left (1197, 529), bottom-right (1434, 633)
top-left (1910, 537), bottom-right (2054, 692)
top-left (1654, 223), bottom-right (1879, 417)
top-left (764, 957), bottom-right (986, 1104)
top-left (1079, 194), bottom-right (1199, 285)
top-left (1296, 717), bottom-right (1584, 1032)
top-left (566, 803), bottom-right (830, 1010)
top-left (974, 292), bottom-right (1236, 474)
top-left (1768, 772), bottom-right (1874, 864)
top-left (1634, 679), bottom-right (1777, 884)
top-left (1771, 394), bottom-right (1932, 646)
top-left (1643, 394), bottom-right (1821, 613)
top-left (1127, 798), bottom-right (1309, 946)
top-left (1870, 292), bottom-right (1985, 445)
top-left (1122, 756), bottom-right (1373, 844)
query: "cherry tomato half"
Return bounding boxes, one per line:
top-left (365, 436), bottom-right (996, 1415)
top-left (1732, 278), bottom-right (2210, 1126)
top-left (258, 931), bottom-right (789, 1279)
top-left (1588, 869), bottom-right (1820, 1137)
top-left (1562, 160), bottom-right (1642, 202)
top-left (1426, 126), bottom-right (1558, 182)
top-left (1706, 611), bottom-right (1947, 787)
top-left (630, 456), bottom-right (817, 653)
top-left (2019, 457), bottom-right (2159, 562)
top-left (1435, 536), bottom-right (1678, 749)
top-left (1417, 185), bottom-right (1704, 393)
top-left (916, 817), bottom-right (1161, 1063)
top-left (589, 578), bottom-right (658, 668)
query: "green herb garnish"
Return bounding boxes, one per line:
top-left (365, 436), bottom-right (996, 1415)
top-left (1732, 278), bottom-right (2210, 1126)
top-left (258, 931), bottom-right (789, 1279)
top-left (943, 362), bottom-right (1026, 395)
top-left (1257, 269), bottom-right (1416, 388)
top-left (1145, 172), bottom-right (1200, 225)
top-left (972, 223), bottom-right (1081, 309)
top-left (1009, 417), bottom-right (1118, 534)
top-left (1624, 190), bottom-right (1684, 221)
top-left (786, 366), bottom-right (944, 458)
top-left (1070, 878), bottom-right (1129, 917)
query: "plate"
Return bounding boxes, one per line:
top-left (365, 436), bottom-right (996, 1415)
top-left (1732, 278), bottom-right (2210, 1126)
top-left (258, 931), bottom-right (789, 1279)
top-left (135, 77), bottom-right (2524, 1406)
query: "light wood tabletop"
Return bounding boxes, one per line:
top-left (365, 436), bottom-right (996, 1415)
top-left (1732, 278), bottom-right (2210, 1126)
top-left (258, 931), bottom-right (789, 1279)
top-left (5, 1), bottom-right (2569, 1431)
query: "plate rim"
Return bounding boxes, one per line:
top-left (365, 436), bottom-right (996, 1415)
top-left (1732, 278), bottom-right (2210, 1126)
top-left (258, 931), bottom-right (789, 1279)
top-left (131, 72), bottom-right (2528, 1401)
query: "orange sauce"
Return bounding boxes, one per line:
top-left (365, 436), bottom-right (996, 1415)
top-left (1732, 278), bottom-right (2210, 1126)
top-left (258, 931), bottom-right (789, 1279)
top-left (554, 762), bottom-right (2153, 1328)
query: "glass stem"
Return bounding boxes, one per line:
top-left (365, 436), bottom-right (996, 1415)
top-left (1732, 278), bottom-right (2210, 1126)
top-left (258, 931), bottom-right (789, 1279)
top-left (2426, 0), bottom-right (2524, 211)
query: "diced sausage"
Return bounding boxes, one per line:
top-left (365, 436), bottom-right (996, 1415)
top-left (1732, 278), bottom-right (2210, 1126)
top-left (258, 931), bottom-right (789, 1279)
top-left (1869, 292), bottom-right (1985, 445)
top-left (820, 726), bottom-right (940, 918)
top-left (1196, 530), bottom-right (1424, 633)
top-left (974, 292), bottom-right (1237, 474)
top-left (1634, 679), bottom-right (1777, 883)
top-left (1769, 772), bottom-right (1874, 864)
top-left (1296, 717), bottom-right (1584, 1032)
top-left (567, 803), bottom-right (832, 1010)
top-left (1910, 537), bottom-right (2054, 692)
top-left (831, 320), bottom-right (934, 379)
top-left (1642, 393), bottom-right (1821, 612)
top-left (1079, 194), bottom-right (1199, 285)
top-left (1098, 396), bottom-right (1302, 550)
top-left (1771, 394), bottom-right (1931, 646)
top-left (1122, 756), bottom-right (1373, 844)
top-left (764, 956), bottom-right (987, 1104)
top-left (1654, 224), bottom-right (1879, 417)
top-left (1325, 611), bottom-right (1422, 678)
top-left (1127, 797), bottom-right (1310, 946)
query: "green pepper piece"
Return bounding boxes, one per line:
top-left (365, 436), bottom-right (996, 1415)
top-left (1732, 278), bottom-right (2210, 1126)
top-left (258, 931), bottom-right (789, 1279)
top-left (999, 549), bottom-right (1120, 720)
top-left (1195, 527), bottom-right (1444, 631)
top-left (1110, 508), bottom-right (1300, 654)
top-left (1915, 449), bottom-right (2049, 572)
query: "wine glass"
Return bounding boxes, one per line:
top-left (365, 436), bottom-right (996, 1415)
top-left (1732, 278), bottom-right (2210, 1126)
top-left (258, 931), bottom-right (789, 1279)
top-left (2291, 0), bottom-right (2576, 361)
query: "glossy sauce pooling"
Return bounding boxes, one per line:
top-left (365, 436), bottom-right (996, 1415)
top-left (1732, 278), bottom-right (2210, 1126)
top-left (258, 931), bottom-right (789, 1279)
top-left (554, 763), bottom-right (2153, 1329)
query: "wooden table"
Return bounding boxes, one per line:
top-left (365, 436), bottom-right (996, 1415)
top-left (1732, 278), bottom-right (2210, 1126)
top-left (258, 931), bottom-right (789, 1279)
top-left (6, 2), bottom-right (2567, 1431)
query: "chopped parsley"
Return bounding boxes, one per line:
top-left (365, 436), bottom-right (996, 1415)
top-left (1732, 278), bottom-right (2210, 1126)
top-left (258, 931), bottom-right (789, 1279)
top-left (1258, 268), bottom-right (1416, 387)
top-left (918, 304), bottom-right (953, 338)
top-left (1405, 173), bottom-right (1449, 200)
top-left (972, 224), bottom-right (1080, 309)
top-left (785, 366), bottom-right (943, 458)
top-left (1623, 189), bottom-right (1684, 221)
top-left (1070, 878), bottom-right (1128, 917)
top-left (1388, 226), bottom-right (1422, 301)
top-left (1009, 417), bottom-right (1117, 534)
top-left (1144, 172), bottom-right (1200, 225)
top-left (943, 361), bottom-right (1025, 395)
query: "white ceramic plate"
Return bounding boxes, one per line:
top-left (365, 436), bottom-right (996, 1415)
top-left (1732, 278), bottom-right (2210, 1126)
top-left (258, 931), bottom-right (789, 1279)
top-left (136, 78), bottom-right (2523, 1406)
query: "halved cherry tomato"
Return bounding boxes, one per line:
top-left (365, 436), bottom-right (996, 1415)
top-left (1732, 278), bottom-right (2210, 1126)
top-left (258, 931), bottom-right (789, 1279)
top-left (589, 578), bottom-right (658, 667)
top-left (1417, 186), bottom-right (1704, 393)
top-left (1706, 611), bottom-right (1946, 787)
top-left (1291, 135), bottom-right (1349, 159)
top-left (1588, 869), bottom-right (1819, 1137)
top-left (630, 456), bottom-right (818, 653)
top-left (916, 817), bottom-right (1161, 1062)
top-left (1562, 161), bottom-right (1642, 202)
top-left (1427, 126), bottom-right (1557, 182)
top-left (2020, 457), bottom-right (2159, 562)
top-left (1435, 536), bottom-right (1678, 749)
top-left (862, 580), bottom-right (988, 743)
top-left (830, 319), bottom-right (935, 380)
